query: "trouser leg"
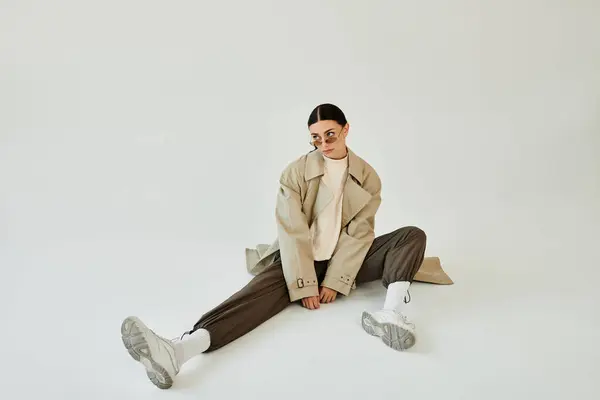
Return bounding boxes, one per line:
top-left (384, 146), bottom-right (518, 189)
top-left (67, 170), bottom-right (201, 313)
top-left (355, 226), bottom-right (427, 287)
top-left (189, 255), bottom-right (291, 352)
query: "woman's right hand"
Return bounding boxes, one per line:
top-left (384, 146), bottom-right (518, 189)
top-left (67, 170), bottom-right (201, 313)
top-left (301, 296), bottom-right (321, 310)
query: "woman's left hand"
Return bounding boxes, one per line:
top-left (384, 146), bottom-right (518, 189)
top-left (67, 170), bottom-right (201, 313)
top-left (319, 286), bottom-right (338, 303)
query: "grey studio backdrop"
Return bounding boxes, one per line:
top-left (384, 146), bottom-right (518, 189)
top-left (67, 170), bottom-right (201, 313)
top-left (1, 1), bottom-right (599, 399)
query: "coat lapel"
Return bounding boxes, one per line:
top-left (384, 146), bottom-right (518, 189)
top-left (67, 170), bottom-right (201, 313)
top-left (342, 148), bottom-right (372, 227)
top-left (341, 175), bottom-right (372, 228)
top-left (312, 183), bottom-right (333, 222)
top-left (304, 150), bottom-right (333, 223)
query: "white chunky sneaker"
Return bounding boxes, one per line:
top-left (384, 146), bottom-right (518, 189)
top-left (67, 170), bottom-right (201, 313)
top-left (361, 309), bottom-right (416, 351)
top-left (121, 316), bottom-right (180, 389)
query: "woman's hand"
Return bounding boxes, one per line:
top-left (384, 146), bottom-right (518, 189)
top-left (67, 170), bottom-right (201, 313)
top-left (301, 296), bottom-right (321, 310)
top-left (319, 286), bottom-right (338, 303)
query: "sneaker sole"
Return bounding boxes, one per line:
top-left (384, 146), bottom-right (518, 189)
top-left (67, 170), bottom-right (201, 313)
top-left (121, 316), bottom-right (174, 389)
top-left (361, 311), bottom-right (416, 351)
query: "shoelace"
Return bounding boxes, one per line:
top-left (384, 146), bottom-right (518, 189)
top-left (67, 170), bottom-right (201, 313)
top-left (166, 331), bottom-right (190, 343)
top-left (404, 289), bottom-right (411, 304)
top-left (178, 330), bottom-right (192, 341)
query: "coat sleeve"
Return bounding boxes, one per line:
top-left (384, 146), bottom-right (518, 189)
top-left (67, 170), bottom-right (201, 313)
top-left (275, 166), bottom-right (320, 302)
top-left (321, 169), bottom-right (382, 296)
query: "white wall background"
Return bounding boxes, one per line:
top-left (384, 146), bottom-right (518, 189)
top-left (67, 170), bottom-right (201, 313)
top-left (1, 1), bottom-right (599, 399)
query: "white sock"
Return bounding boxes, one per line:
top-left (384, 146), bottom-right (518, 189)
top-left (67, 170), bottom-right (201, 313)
top-left (174, 329), bottom-right (211, 365)
top-left (383, 281), bottom-right (410, 313)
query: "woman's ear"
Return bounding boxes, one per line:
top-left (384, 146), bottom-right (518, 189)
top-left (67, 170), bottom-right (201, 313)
top-left (343, 123), bottom-right (350, 138)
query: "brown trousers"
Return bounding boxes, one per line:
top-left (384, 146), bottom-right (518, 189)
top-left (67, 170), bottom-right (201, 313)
top-left (189, 226), bottom-right (426, 352)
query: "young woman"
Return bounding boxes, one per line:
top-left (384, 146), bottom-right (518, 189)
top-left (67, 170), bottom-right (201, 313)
top-left (121, 103), bottom-right (427, 389)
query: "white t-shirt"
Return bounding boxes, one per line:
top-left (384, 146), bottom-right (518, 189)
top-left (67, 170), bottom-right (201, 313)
top-left (310, 154), bottom-right (348, 261)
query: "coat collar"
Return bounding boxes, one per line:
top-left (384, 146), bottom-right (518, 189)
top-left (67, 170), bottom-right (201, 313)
top-left (305, 147), bottom-right (372, 227)
top-left (305, 147), bottom-right (365, 185)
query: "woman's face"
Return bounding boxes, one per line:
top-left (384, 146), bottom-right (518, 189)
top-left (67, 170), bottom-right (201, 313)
top-left (308, 120), bottom-right (349, 159)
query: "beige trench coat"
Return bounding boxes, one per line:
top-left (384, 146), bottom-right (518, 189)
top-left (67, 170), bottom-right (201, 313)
top-left (245, 148), bottom-right (453, 302)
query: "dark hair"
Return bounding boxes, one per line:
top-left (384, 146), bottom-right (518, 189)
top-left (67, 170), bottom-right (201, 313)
top-left (307, 103), bottom-right (348, 128)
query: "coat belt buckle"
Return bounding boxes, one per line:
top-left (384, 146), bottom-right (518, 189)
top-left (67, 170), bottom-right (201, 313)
top-left (297, 278), bottom-right (304, 288)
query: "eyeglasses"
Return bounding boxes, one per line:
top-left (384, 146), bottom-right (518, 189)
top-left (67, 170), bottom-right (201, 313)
top-left (309, 129), bottom-right (341, 147)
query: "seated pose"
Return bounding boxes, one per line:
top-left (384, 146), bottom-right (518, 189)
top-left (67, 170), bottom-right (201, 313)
top-left (121, 103), bottom-right (427, 389)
